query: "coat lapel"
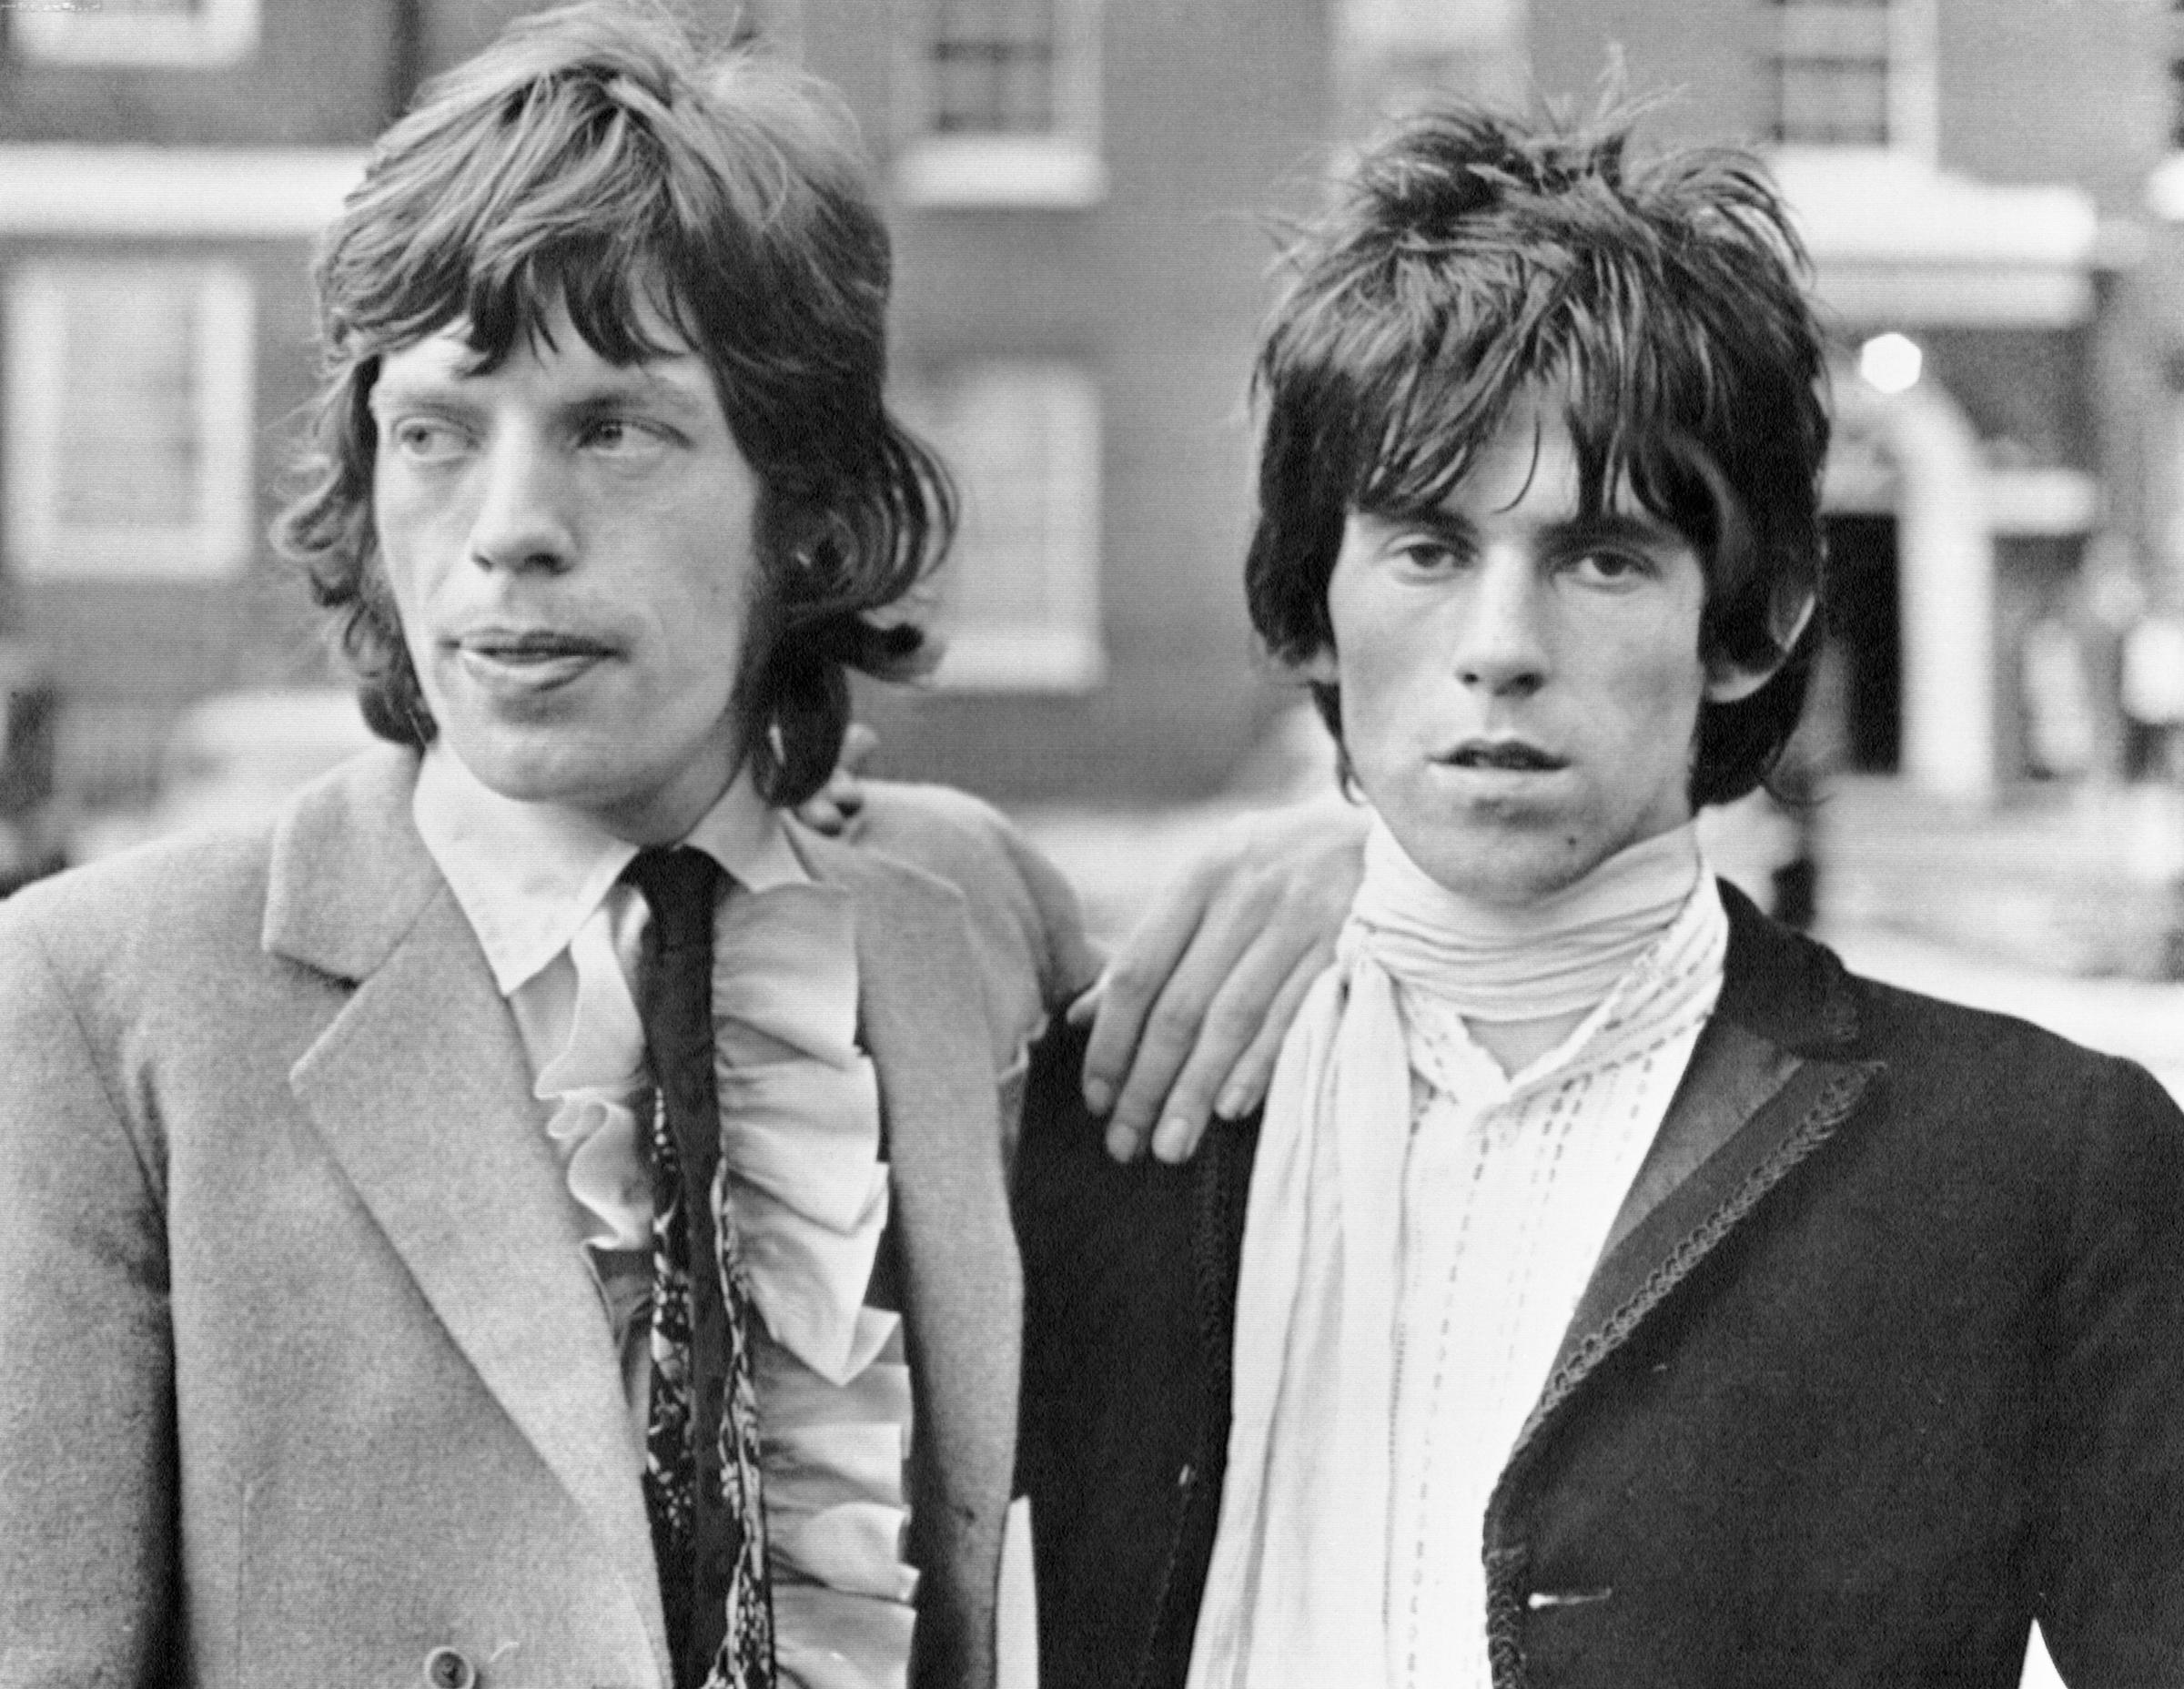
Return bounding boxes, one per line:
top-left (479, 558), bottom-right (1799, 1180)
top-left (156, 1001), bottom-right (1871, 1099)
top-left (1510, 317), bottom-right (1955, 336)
top-left (795, 825), bottom-right (1018, 1689)
top-left (1504, 885), bottom-right (1886, 1477)
top-left (265, 747), bottom-right (670, 1680)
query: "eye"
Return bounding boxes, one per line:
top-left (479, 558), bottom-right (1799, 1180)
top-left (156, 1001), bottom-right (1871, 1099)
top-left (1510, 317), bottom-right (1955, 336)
top-left (1387, 534), bottom-right (1468, 578)
top-left (1565, 547), bottom-right (1656, 587)
top-left (578, 416), bottom-right (674, 460)
top-left (385, 416), bottom-right (470, 463)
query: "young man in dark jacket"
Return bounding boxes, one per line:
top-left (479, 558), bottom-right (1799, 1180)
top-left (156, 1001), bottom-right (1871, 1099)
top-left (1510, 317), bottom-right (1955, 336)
top-left (1018, 105), bottom-right (2184, 1689)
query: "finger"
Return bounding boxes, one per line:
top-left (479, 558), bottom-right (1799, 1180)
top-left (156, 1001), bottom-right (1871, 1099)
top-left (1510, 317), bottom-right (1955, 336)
top-left (1208, 945), bottom-right (1330, 1121)
top-left (817, 773), bottom-right (859, 824)
top-left (1064, 979), bottom-right (1102, 1029)
top-left (1080, 865), bottom-right (1218, 1125)
top-left (1098, 881), bottom-right (1276, 1159)
top-left (839, 721), bottom-right (879, 774)
top-left (1144, 922), bottom-right (1331, 1163)
top-left (794, 794), bottom-right (848, 835)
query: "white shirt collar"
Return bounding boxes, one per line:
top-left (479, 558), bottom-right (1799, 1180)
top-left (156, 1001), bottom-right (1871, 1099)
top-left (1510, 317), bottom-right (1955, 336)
top-left (412, 744), bottom-right (807, 996)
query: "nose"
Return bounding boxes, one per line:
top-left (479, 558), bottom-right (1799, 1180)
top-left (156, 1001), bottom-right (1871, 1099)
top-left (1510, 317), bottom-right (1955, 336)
top-left (465, 426), bottom-right (575, 575)
top-left (1452, 545), bottom-right (1549, 697)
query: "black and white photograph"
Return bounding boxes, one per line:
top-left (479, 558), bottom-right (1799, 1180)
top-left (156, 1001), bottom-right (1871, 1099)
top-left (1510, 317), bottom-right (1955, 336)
top-left (1, 3), bottom-right (2181, 1686)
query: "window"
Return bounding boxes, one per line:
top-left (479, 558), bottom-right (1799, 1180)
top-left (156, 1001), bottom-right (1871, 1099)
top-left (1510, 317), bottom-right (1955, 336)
top-left (13, 0), bottom-right (258, 66)
top-left (930, 0), bottom-right (1061, 135)
top-left (895, 0), bottom-right (1106, 207)
top-left (5, 261), bottom-right (255, 582)
top-left (1763, 0), bottom-right (1934, 156)
top-left (897, 360), bottom-right (1104, 690)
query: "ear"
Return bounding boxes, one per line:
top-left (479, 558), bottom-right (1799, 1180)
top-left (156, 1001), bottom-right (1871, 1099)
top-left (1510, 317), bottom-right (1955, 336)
top-left (1293, 642), bottom-right (1340, 685)
top-left (1703, 590), bottom-right (1815, 704)
top-left (1703, 655), bottom-right (1778, 704)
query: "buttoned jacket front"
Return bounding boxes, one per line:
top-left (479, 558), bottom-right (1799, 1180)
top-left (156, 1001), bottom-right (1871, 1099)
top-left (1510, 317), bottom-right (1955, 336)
top-left (0, 745), bottom-right (1092, 1689)
top-left (1018, 885), bottom-right (2184, 1689)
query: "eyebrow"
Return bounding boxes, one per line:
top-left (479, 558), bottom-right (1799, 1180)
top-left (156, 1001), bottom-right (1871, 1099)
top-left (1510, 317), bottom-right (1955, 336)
top-left (368, 359), bottom-right (716, 422)
top-left (567, 373), bottom-right (715, 424)
top-left (1554, 509), bottom-right (1687, 551)
top-left (1362, 501), bottom-right (1685, 551)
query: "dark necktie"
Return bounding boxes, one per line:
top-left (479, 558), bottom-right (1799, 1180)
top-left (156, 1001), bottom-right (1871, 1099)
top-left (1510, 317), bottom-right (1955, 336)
top-left (623, 846), bottom-right (775, 1689)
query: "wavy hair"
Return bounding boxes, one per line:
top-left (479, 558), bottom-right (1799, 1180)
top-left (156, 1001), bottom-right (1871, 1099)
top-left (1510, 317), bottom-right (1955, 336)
top-left (273, 0), bottom-right (951, 807)
top-left (1246, 103), bottom-right (1830, 807)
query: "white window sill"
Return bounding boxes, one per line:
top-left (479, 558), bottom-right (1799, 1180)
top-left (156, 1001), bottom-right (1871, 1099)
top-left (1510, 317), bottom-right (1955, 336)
top-left (0, 146), bottom-right (368, 237)
top-left (9, 532), bottom-right (252, 582)
top-left (893, 137), bottom-right (1107, 210)
top-left (14, 2), bottom-right (258, 66)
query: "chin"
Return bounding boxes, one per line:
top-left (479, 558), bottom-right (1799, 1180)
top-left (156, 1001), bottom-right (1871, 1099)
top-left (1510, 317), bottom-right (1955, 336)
top-left (1409, 825), bottom-right (1596, 908)
top-left (444, 727), bottom-right (604, 807)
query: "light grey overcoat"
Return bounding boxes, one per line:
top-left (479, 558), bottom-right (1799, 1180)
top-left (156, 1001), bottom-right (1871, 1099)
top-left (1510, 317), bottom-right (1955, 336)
top-left (0, 745), bottom-right (1093, 1689)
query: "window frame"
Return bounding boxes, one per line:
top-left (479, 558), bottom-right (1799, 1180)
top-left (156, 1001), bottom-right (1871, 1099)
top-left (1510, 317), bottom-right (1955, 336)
top-left (1761, 0), bottom-right (1936, 161)
top-left (892, 0), bottom-right (1108, 209)
top-left (899, 356), bottom-right (1106, 693)
top-left (4, 258), bottom-right (256, 582)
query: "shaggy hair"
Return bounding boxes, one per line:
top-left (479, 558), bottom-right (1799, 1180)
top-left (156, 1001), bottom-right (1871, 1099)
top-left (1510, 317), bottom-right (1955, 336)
top-left (274, 1), bottom-right (950, 808)
top-left (1247, 103), bottom-right (1830, 807)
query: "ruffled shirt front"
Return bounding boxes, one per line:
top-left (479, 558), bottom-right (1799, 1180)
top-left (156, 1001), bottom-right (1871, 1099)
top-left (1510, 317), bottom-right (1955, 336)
top-left (413, 748), bottom-right (915, 1689)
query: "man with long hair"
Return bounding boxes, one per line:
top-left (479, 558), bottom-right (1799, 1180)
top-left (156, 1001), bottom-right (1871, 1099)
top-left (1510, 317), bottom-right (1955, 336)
top-left (0, 9), bottom-right (1348, 1686)
top-left (1020, 104), bottom-right (2184, 1687)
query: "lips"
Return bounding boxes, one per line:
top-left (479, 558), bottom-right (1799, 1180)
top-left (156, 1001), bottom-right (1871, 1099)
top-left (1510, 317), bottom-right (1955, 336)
top-left (453, 627), bottom-right (616, 662)
top-left (446, 625), bottom-right (619, 694)
top-left (1441, 738), bottom-right (1566, 772)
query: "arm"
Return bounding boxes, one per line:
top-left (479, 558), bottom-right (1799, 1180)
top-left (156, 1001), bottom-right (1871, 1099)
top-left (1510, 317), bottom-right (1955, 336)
top-left (0, 911), bottom-right (177, 1687)
top-left (1077, 794), bottom-right (1365, 1163)
top-left (2035, 1057), bottom-right (2184, 1684)
top-left (1014, 1016), bottom-right (1214, 1689)
top-left (821, 745), bottom-right (1364, 1165)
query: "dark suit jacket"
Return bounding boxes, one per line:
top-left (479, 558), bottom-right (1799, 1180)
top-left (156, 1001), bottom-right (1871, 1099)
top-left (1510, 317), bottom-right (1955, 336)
top-left (1017, 884), bottom-right (2184, 1689)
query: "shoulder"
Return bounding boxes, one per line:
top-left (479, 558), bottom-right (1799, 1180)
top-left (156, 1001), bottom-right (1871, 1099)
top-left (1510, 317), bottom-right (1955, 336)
top-left (1721, 880), bottom-right (2147, 1087)
top-left (1849, 968), bottom-right (2182, 1177)
top-left (1819, 938), bottom-right (2166, 1114)
top-left (1720, 887), bottom-right (2182, 1185)
top-left (0, 827), bottom-right (286, 1172)
top-left (845, 779), bottom-right (1034, 877)
top-left (0, 742), bottom-right (427, 1020)
top-left (1, 824), bottom-right (276, 996)
top-left (832, 779), bottom-right (1101, 1006)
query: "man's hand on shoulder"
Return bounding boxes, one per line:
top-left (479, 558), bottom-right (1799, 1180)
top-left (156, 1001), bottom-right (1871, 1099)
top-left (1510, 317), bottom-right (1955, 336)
top-left (1075, 794), bottom-right (1366, 1165)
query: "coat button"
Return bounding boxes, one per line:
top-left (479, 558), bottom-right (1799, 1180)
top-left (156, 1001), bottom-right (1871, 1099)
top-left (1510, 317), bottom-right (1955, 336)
top-left (423, 1646), bottom-right (476, 1689)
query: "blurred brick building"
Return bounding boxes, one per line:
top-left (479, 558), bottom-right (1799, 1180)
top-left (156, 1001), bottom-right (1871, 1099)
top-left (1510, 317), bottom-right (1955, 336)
top-left (14, 0), bottom-right (2184, 820)
top-left (0, 0), bottom-right (1333, 814)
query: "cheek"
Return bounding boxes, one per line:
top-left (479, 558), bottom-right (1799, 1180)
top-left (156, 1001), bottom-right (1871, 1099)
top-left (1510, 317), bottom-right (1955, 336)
top-left (1340, 609), bottom-right (1442, 728)
top-left (369, 484), bottom-right (447, 612)
top-left (1324, 571), bottom-right (1408, 693)
top-left (1605, 641), bottom-right (1711, 760)
top-left (649, 549), bottom-right (762, 705)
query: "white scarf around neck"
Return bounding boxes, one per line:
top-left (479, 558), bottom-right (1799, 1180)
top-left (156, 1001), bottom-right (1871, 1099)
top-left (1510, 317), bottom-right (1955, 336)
top-left (1186, 815), bottom-right (1714, 1689)
top-left (1354, 814), bottom-right (1702, 1023)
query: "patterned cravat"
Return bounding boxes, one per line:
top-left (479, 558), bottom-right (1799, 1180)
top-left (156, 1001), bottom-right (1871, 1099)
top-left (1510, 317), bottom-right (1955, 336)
top-left (624, 846), bottom-right (775, 1689)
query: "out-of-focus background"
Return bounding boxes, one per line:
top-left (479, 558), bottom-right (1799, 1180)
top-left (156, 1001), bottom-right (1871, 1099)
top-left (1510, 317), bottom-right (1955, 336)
top-left (1, 9), bottom-right (2181, 1011)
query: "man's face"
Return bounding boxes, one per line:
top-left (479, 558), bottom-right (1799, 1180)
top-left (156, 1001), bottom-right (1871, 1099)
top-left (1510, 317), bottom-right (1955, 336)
top-left (1307, 390), bottom-right (1773, 907)
top-left (369, 299), bottom-right (761, 844)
